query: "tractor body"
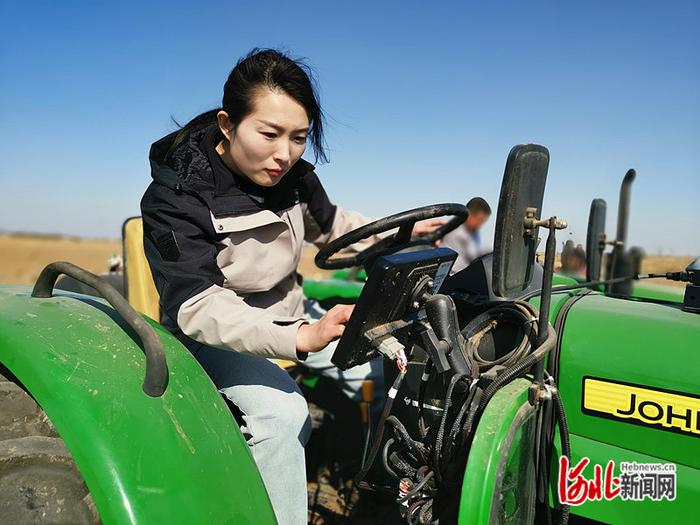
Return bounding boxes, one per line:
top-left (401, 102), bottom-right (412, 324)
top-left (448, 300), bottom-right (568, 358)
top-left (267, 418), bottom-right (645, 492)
top-left (2, 144), bottom-right (698, 525)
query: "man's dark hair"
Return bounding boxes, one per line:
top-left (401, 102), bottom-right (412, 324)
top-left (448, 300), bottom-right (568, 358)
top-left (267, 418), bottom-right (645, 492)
top-left (466, 197), bottom-right (491, 215)
top-left (572, 246), bottom-right (587, 262)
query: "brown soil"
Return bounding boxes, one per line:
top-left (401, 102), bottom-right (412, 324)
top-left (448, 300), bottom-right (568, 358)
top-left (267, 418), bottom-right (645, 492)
top-left (0, 234), bottom-right (122, 285)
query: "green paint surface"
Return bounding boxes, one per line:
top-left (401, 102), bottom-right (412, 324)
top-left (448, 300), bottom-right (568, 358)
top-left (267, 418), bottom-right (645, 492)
top-left (0, 286), bottom-right (276, 525)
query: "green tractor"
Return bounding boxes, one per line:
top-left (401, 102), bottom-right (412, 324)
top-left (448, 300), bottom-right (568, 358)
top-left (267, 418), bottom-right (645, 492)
top-left (583, 168), bottom-right (686, 304)
top-left (1, 144), bottom-right (698, 524)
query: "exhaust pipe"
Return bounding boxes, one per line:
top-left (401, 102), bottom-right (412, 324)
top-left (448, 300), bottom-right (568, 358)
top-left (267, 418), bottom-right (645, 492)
top-left (607, 169), bottom-right (636, 292)
top-left (615, 169), bottom-right (636, 247)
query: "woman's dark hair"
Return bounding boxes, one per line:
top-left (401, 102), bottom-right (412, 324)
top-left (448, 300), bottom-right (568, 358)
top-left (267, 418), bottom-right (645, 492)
top-left (168, 48), bottom-right (327, 163)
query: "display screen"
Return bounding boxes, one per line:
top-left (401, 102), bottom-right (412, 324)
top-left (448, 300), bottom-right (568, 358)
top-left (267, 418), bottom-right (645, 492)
top-left (331, 248), bottom-right (456, 370)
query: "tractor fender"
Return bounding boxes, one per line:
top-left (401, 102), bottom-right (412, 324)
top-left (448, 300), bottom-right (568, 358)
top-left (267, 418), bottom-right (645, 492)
top-left (458, 377), bottom-right (538, 525)
top-left (0, 286), bottom-right (275, 525)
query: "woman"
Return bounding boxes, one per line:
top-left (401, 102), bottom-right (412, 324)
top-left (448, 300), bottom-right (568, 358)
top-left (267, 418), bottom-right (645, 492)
top-left (141, 49), bottom-right (439, 524)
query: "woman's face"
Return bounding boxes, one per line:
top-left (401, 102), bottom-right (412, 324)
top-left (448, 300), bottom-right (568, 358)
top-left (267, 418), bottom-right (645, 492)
top-left (217, 88), bottom-right (309, 187)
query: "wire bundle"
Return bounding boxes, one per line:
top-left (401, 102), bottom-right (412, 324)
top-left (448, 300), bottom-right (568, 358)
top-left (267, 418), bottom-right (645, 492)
top-left (373, 300), bottom-right (561, 524)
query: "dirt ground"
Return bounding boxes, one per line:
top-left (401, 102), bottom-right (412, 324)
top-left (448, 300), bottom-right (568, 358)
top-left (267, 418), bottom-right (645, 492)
top-left (0, 234), bottom-right (122, 285)
top-left (0, 233), bottom-right (692, 287)
top-left (0, 233), bottom-right (332, 285)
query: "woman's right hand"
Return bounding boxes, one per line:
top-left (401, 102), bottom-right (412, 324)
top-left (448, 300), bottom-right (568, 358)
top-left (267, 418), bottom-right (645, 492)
top-left (296, 304), bottom-right (355, 353)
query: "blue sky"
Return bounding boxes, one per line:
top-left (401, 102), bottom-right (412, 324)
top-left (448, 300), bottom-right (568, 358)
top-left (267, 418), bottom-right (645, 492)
top-left (1, 1), bottom-right (698, 255)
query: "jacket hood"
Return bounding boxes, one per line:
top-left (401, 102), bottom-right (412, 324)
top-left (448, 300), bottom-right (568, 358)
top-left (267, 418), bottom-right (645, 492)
top-left (148, 123), bottom-right (316, 216)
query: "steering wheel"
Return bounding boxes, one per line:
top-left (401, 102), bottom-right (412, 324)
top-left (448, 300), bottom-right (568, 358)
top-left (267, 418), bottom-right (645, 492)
top-left (315, 203), bottom-right (468, 270)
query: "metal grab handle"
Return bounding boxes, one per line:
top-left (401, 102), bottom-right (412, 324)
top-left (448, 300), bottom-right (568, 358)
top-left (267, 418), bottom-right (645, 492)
top-left (32, 261), bottom-right (168, 397)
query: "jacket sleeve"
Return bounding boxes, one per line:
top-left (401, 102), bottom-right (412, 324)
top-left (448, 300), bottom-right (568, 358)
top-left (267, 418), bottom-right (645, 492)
top-left (140, 184), bottom-right (306, 360)
top-left (300, 170), bottom-right (392, 251)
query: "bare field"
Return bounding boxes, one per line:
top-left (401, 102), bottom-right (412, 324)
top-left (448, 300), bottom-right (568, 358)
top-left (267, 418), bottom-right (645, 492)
top-left (0, 234), bottom-right (333, 285)
top-left (0, 234), bottom-right (122, 285)
top-left (0, 234), bottom-right (692, 287)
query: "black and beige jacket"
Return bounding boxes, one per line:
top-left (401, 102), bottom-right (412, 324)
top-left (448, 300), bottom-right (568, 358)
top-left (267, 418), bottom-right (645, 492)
top-left (141, 124), bottom-right (376, 360)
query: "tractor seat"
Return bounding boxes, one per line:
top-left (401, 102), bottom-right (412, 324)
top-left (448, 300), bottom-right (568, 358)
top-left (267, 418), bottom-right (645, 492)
top-left (122, 217), bottom-right (161, 321)
top-left (121, 216), bottom-right (296, 369)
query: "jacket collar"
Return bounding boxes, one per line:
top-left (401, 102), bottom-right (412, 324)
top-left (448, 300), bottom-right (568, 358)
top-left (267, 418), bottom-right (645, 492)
top-left (149, 123), bottom-right (316, 217)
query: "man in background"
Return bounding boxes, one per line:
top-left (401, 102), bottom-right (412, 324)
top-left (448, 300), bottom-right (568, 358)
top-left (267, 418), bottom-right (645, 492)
top-left (441, 197), bottom-right (492, 274)
top-left (561, 243), bottom-right (587, 277)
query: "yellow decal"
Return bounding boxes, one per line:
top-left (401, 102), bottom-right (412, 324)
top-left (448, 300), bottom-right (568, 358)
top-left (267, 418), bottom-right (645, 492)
top-left (582, 377), bottom-right (700, 438)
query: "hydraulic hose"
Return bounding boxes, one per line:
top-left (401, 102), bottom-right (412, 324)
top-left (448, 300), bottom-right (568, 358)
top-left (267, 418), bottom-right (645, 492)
top-left (382, 438), bottom-right (400, 478)
top-left (476, 323), bottom-right (556, 415)
top-left (553, 387), bottom-right (571, 525)
top-left (461, 301), bottom-right (539, 371)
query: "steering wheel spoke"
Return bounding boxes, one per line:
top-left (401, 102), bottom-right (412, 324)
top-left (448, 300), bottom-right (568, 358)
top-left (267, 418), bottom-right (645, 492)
top-left (355, 236), bottom-right (398, 266)
top-left (395, 222), bottom-right (415, 244)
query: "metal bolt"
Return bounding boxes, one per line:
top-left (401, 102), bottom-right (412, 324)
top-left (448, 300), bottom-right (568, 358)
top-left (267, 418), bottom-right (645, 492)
top-left (218, 224), bottom-right (224, 231)
top-left (551, 218), bottom-right (568, 230)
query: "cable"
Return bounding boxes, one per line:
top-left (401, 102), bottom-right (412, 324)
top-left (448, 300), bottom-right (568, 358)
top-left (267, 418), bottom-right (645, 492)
top-left (353, 371), bottom-right (405, 484)
top-left (417, 360), bottom-right (433, 439)
top-left (461, 301), bottom-right (539, 371)
top-left (444, 379), bottom-right (480, 463)
top-left (360, 402), bottom-right (373, 466)
top-left (476, 324), bottom-right (556, 416)
top-left (382, 438), bottom-right (400, 478)
top-left (638, 271), bottom-right (692, 282)
top-left (520, 276), bottom-right (634, 301)
top-left (433, 373), bottom-right (469, 483)
top-left (386, 416), bottom-right (430, 464)
top-left (397, 471), bottom-right (435, 504)
top-left (367, 299), bottom-right (559, 525)
top-left (521, 272), bottom-right (691, 304)
top-left (553, 387), bottom-right (571, 525)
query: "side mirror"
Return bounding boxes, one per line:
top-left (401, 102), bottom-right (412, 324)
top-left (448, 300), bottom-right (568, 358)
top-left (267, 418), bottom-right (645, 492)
top-left (493, 144), bottom-right (550, 298)
top-left (586, 198), bottom-right (607, 281)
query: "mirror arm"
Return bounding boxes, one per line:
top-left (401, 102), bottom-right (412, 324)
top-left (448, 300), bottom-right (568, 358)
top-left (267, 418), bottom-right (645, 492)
top-left (532, 217), bottom-right (565, 386)
top-left (525, 213), bottom-right (568, 236)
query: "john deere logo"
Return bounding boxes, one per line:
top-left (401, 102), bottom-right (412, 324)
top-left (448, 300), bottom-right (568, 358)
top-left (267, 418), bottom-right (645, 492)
top-left (582, 377), bottom-right (700, 438)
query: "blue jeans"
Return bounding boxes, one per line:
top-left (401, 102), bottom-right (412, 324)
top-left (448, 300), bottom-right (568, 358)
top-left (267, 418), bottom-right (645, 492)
top-left (194, 300), bottom-right (383, 525)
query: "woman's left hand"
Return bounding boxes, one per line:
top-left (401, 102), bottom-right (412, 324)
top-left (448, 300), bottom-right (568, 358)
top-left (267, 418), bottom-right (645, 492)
top-left (411, 218), bottom-right (445, 238)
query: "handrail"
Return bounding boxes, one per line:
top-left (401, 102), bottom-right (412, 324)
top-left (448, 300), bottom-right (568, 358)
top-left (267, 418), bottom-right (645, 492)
top-left (32, 261), bottom-right (168, 397)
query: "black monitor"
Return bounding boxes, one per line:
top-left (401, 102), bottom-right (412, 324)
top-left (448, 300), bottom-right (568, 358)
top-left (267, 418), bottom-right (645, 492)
top-left (331, 248), bottom-right (457, 370)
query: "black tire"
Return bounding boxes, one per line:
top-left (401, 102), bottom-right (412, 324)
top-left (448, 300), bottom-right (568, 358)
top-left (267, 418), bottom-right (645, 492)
top-left (0, 373), bottom-right (101, 524)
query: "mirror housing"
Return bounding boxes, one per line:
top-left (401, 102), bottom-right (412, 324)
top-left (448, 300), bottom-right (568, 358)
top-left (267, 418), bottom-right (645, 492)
top-left (586, 198), bottom-right (607, 281)
top-left (492, 144), bottom-right (550, 298)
